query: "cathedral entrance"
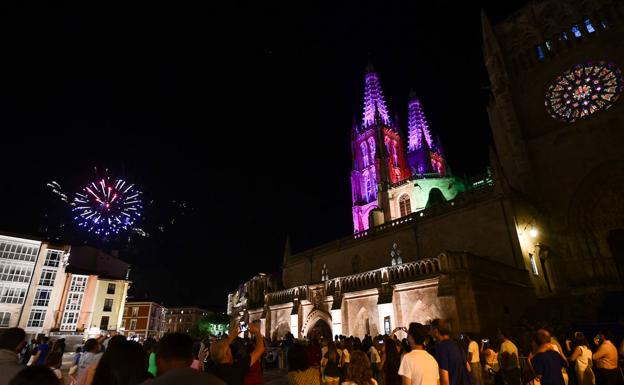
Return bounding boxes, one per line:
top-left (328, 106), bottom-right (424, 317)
top-left (307, 319), bottom-right (332, 341)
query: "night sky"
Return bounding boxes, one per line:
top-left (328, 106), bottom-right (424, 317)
top-left (1, 1), bottom-right (527, 310)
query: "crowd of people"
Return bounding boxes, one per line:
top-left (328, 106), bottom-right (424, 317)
top-left (0, 320), bottom-right (622, 385)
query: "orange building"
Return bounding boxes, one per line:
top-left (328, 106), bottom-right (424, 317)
top-left (121, 301), bottom-right (166, 340)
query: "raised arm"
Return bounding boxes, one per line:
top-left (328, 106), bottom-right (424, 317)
top-left (248, 323), bottom-right (265, 367)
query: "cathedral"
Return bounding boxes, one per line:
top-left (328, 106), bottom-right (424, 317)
top-left (228, 0), bottom-right (624, 340)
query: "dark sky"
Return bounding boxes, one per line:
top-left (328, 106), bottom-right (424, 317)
top-left (0, 1), bottom-right (527, 310)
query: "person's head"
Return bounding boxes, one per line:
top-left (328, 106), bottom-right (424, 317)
top-left (287, 343), bottom-right (310, 372)
top-left (75, 346), bottom-right (82, 354)
top-left (45, 351), bottom-right (63, 368)
top-left (533, 330), bottom-right (551, 347)
top-left (84, 338), bottom-right (100, 353)
top-left (347, 350), bottom-right (374, 385)
top-left (327, 341), bottom-right (338, 361)
top-left (0, 327), bottom-right (26, 353)
top-left (155, 333), bottom-right (194, 375)
top-left (91, 340), bottom-right (150, 385)
top-left (8, 365), bottom-right (59, 385)
top-left (210, 339), bottom-right (233, 365)
top-left (573, 332), bottom-right (589, 348)
top-left (430, 319), bottom-right (451, 341)
top-left (143, 338), bottom-right (157, 353)
top-left (106, 335), bottom-right (127, 351)
top-left (408, 322), bottom-right (429, 348)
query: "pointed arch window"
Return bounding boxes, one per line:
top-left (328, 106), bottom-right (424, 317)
top-left (360, 142), bottom-right (369, 168)
top-left (368, 138), bottom-right (376, 161)
top-left (392, 141), bottom-right (399, 167)
top-left (321, 264), bottom-right (329, 282)
top-left (399, 194), bottom-right (411, 217)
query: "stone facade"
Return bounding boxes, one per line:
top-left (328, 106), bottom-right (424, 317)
top-left (228, 0), bottom-right (624, 339)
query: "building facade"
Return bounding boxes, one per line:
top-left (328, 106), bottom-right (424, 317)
top-left (122, 301), bottom-right (166, 340)
top-left (163, 307), bottom-right (211, 335)
top-left (0, 234), bottom-right (43, 329)
top-left (228, 0), bottom-right (624, 340)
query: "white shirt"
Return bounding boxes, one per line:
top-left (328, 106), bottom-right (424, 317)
top-left (468, 341), bottom-right (480, 363)
top-left (398, 349), bottom-right (440, 385)
top-left (499, 340), bottom-right (519, 370)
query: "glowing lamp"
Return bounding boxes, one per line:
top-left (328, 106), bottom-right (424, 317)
top-left (529, 228), bottom-right (538, 238)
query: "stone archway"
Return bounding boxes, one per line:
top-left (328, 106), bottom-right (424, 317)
top-left (301, 309), bottom-right (332, 340)
top-left (307, 319), bottom-right (332, 341)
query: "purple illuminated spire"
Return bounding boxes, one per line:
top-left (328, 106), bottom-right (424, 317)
top-left (407, 93), bottom-right (433, 152)
top-left (362, 65), bottom-right (390, 129)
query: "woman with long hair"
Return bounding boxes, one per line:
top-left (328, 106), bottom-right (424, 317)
top-left (383, 336), bottom-right (401, 385)
top-left (322, 341), bottom-right (341, 385)
top-left (343, 350), bottom-right (378, 385)
top-left (45, 352), bottom-right (65, 385)
top-left (567, 332), bottom-right (595, 385)
top-left (91, 340), bottom-right (152, 385)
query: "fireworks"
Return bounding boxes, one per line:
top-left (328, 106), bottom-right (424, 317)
top-left (71, 177), bottom-right (143, 236)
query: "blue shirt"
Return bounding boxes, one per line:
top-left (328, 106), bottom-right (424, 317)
top-left (434, 340), bottom-right (470, 385)
top-left (34, 344), bottom-right (49, 365)
top-left (531, 351), bottom-right (567, 385)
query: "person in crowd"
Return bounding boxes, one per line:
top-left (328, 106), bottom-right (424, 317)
top-left (45, 352), bottom-right (64, 385)
top-left (8, 366), bottom-right (60, 385)
top-left (342, 338), bottom-right (353, 381)
top-left (52, 339), bottom-right (66, 354)
top-left (343, 350), bottom-right (378, 385)
top-left (354, 338), bottom-right (363, 353)
top-left (91, 340), bottom-right (151, 385)
top-left (541, 328), bottom-right (569, 385)
top-left (143, 338), bottom-right (158, 377)
top-left (322, 341), bottom-right (341, 385)
top-left (190, 341), bottom-right (202, 370)
top-left (69, 346), bottom-right (82, 385)
top-left (0, 327), bottom-right (26, 385)
top-left (77, 336), bottom-right (126, 385)
top-left (399, 322), bottom-right (439, 385)
top-left (308, 338), bottom-right (322, 367)
top-left (31, 336), bottom-right (50, 366)
top-left (287, 343), bottom-right (321, 385)
top-left (368, 336), bottom-right (382, 383)
top-left (209, 323), bottom-right (264, 385)
top-left (530, 330), bottom-right (567, 385)
top-left (382, 335), bottom-right (402, 385)
top-left (431, 319), bottom-right (469, 385)
top-left (566, 332), bottom-right (595, 385)
top-left (592, 331), bottom-right (619, 385)
top-left (243, 329), bottom-right (264, 385)
top-left (465, 333), bottom-right (483, 385)
top-left (76, 339), bottom-right (102, 382)
top-left (19, 339), bottom-right (34, 366)
top-left (140, 333), bottom-right (224, 385)
top-left (497, 330), bottom-right (520, 385)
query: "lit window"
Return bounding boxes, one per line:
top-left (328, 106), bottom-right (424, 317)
top-left (33, 289), bottom-right (51, 307)
top-left (130, 319), bottom-right (137, 330)
top-left (529, 253), bottom-right (539, 275)
top-left (360, 142), bottom-right (369, 168)
top-left (571, 25), bottom-right (582, 38)
top-left (368, 138), bottom-right (376, 160)
top-left (399, 195), bottom-right (411, 217)
top-left (44, 250), bottom-right (62, 267)
top-left (103, 299), bottom-right (113, 312)
top-left (0, 286), bottom-right (27, 304)
top-left (0, 312), bottom-right (10, 327)
top-left (584, 18), bottom-right (595, 33)
top-left (132, 307), bottom-right (139, 317)
top-left (27, 309), bottom-right (46, 328)
top-left (38, 269), bottom-right (57, 286)
top-left (536, 45), bottom-right (545, 61)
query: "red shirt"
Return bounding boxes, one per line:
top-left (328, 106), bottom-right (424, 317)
top-left (244, 359), bottom-right (263, 385)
